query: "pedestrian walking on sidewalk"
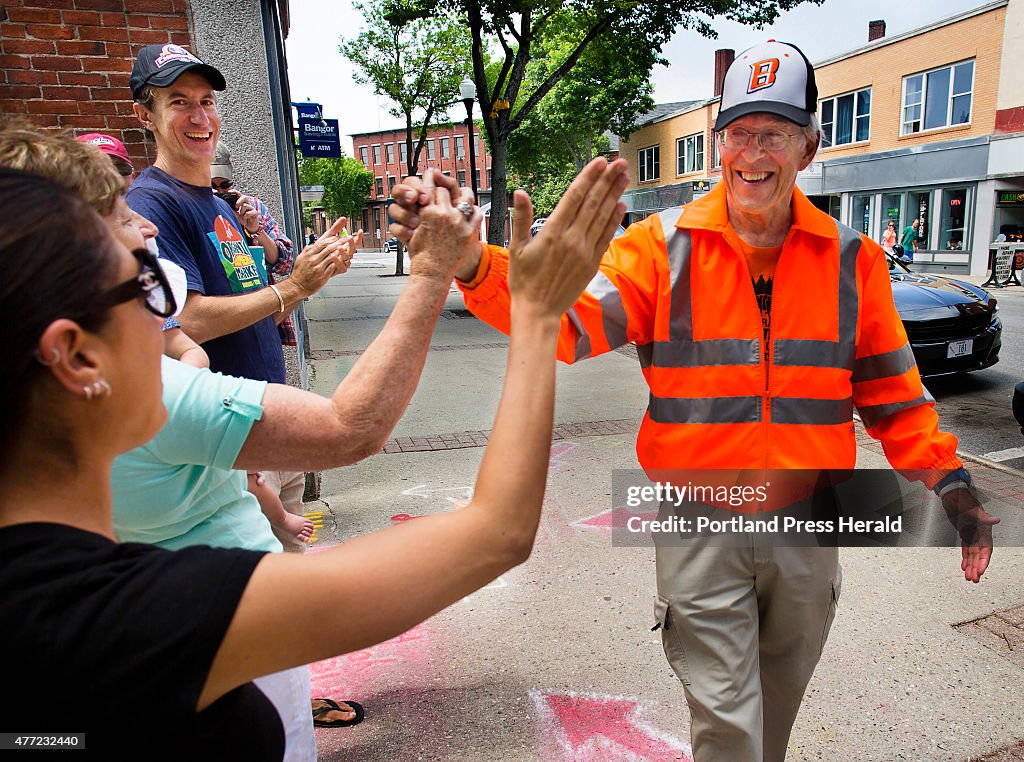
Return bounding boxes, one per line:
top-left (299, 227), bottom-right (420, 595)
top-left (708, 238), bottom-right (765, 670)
top-left (388, 39), bottom-right (998, 762)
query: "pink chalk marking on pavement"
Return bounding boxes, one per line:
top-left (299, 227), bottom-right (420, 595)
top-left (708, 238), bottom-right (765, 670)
top-left (390, 513), bottom-right (425, 523)
top-left (571, 506), bottom-right (658, 532)
top-left (548, 441), bottom-right (580, 474)
top-left (531, 689), bottom-right (692, 761)
top-left (309, 623), bottom-right (433, 699)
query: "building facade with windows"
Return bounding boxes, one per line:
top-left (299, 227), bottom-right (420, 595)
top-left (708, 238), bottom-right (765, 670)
top-left (350, 123), bottom-right (492, 248)
top-left (620, 0), bottom-right (1024, 275)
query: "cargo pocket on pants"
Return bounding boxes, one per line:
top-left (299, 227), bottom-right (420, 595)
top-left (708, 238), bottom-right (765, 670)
top-left (818, 570), bottom-right (842, 658)
top-left (654, 596), bottom-right (690, 686)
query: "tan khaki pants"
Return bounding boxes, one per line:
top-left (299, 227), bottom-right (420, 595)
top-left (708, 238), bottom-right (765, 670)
top-left (261, 470), bottom-right (309, 554)
top-left (655, 540), bottom-right (841, 762)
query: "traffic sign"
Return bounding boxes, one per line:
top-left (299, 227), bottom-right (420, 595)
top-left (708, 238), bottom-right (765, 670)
top-left (298, 118), bottom-right (341, 158)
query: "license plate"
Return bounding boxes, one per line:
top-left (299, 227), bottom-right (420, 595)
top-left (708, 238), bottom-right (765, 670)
top-left (947, 339), bottom-right (973, 358)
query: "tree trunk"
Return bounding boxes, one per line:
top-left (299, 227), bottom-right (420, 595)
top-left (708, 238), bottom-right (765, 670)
top-left (487, 137), bottom-right (509, 245)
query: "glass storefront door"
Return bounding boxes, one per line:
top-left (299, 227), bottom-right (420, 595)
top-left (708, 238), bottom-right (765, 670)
top-left (852, 194), bottom-right (872, 236)
top-left (939, 188), bottom-right (968, 250)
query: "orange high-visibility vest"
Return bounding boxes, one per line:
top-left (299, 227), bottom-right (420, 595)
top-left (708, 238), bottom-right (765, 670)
top-left (460, 184), bottom-right (961, 482)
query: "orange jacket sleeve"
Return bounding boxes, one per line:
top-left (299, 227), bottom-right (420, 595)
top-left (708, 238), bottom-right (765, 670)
top-left (458, 222), bottom-right (662, 365)
top-left (851, 242), bottom-right (962, 486)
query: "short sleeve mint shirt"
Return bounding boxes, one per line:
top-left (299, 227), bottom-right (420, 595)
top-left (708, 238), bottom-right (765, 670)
top-left (111, 356), bottom-right (282, 553)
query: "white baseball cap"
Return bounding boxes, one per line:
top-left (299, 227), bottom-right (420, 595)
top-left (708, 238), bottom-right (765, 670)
top-left (715, 40), bottom-right (817, 131)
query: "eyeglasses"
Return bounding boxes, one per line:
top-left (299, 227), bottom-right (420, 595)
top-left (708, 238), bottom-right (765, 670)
top-left (211, 179), bottom-right (234, 191)
top-left (718, 127), bottom-right (802, 153)
top-left (95, 247), bottom-right (177, 318)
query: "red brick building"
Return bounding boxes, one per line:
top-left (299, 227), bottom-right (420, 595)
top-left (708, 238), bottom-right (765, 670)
top-left (351, 122), bottom-right (491, 247)
top-left (0, 0), bottom-right (194, 169)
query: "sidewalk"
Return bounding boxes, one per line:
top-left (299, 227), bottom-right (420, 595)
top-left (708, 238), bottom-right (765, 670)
top-left (301, 260), bottom-right (1024, 762)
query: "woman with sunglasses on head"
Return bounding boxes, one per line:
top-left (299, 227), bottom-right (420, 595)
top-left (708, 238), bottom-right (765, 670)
top-left (0, 157), bottom-right (628, 758)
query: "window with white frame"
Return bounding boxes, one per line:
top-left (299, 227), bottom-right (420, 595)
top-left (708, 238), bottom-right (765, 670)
top-left (455, 135), bottom-right (465, 158)
top-left (820, 88), bottom-right (871, 147)
top-left (399, 142), bottom-right (407, 164)
top-left (427, 140), bottom-right (435, 161)
top-left (712, 134), bottom-right (721, 169)
top-left (385, 143), bottom-right (394, 164)
top-left (372, 145), bottom-right (381, 165)
top-left (676, 133), bottom-right (704, 175)
top-left (359, 146), bottom-right (369, 166)
top-left (638, 145), bottom-right (660, 183)
top-left (440, 137), bottom-right (450, 159)
top-left (902, 60), bottom-right (974, 135)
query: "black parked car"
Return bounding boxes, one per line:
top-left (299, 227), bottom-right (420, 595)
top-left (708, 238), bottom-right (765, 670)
top-left (887, 255), bottom-right (1001, 377)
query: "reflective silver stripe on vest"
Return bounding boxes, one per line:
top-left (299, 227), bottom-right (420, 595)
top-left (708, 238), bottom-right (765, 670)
top-left (565, 307), bottom-right (592, 362)
top-left (652, 338), bottom-right (759, 367)
top-left (659, 209), bottom-right (759, 367)
top-left (774, 219), bottom-right (861, 371)
top-left (773, 339), bottom-right (856, 369)
top-left (851, 343), bottom-right (916, 383)
top-left (648, 394), bottom-right (761, 424)
top-left (771, 396), bottom-right (854, 425)
top-left (586, 270), bottom-right (629, 352)
top-left (857, 395), bottom-right (929, 428)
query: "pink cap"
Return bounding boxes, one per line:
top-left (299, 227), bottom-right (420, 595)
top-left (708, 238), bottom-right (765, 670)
top-left (76, 133), bottom-right (132, 167)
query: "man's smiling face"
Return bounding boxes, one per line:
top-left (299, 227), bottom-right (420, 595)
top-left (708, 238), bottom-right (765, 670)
top-left (719, 112), bottom-right (816, 222)
top-left (137, 71), bottom-right (221, 178)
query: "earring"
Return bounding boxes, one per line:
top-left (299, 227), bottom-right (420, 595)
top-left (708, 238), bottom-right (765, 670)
top-left (82, 380), bottom-right (111, 400)
top-left (36, 348), bottom-right (60, 366)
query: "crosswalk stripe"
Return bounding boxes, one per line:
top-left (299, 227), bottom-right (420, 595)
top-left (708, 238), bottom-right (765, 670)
top-left (980, 446), bottom-right (1024, 462)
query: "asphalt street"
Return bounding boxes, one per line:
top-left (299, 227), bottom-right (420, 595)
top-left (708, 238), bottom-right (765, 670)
top-left (926, 282), bottom-right (1024, 466)
top-left (298, 255), bottom-right (1024, 762)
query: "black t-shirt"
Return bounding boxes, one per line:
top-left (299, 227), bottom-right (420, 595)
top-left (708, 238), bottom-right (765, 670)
top-left (0, 523), bottom-right (284, 761)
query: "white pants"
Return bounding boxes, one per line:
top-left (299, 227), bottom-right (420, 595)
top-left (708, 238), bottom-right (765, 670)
top-left (254, 666), bottom-right (317, 761)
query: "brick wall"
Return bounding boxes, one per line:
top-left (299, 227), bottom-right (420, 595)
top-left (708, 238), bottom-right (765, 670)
top-left (0, 0), bottom-right (194, 170)
top-left (623, 104), bottom-right (710, 191)
top-left (813, 5), bottom-right (1006, 160)
top-left (620, 4), bottom-right (1009, 192)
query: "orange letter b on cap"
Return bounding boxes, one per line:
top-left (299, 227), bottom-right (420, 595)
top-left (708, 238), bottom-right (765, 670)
top-left (747, 59), bottom-right (780, 92)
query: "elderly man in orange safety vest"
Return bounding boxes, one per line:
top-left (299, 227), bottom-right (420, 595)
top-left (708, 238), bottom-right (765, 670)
top-left (387, 40), bottom-right (998, 762)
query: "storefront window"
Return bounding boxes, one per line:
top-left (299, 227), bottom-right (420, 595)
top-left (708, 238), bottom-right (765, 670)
top-left (852, 195), bottom-right (872, 235)
top-left (908, 191), bottom-right (930, 249)
top-left (882, 193), bottom-right (902, 229)
top-left (939, 188), bottom-right (968, 250)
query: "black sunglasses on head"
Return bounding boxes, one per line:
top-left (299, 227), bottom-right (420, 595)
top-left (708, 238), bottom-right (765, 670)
top-left (95, 247), bottom-right (177, 318)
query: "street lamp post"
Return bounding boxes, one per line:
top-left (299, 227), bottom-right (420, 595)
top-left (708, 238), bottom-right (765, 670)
top-left (459, 76), bottom-right (479, 203)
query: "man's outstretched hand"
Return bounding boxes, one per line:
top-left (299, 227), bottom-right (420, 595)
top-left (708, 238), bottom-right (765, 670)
top-left (941, 487), bottom-right (999, 583)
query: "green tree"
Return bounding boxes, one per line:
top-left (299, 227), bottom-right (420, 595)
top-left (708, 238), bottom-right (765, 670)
top-left (341, 1), bottom-right (471, 177)
top-left (298, 156), bottom-right (373, 224)
top-left (505, 29), bottom-right (655, 215)
top-left (390, 0), bottom-right (817, 244)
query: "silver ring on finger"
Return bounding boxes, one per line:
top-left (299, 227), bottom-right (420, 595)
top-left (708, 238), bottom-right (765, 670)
top-left (456, 201), bottom-right (474, 219)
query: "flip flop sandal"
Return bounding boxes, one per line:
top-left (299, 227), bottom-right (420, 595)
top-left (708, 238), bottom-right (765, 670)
top-left (312, 698), bottom-right (365, 728)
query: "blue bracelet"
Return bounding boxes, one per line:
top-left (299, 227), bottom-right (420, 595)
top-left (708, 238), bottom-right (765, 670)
top-left (933, 467), bottom-right (972, 495)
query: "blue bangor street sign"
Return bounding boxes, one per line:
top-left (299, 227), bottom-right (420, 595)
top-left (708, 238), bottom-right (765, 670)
top-left (294, 101), bottom-right (323, 121)
top-left (298, 117), bottom-right (341, 158)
